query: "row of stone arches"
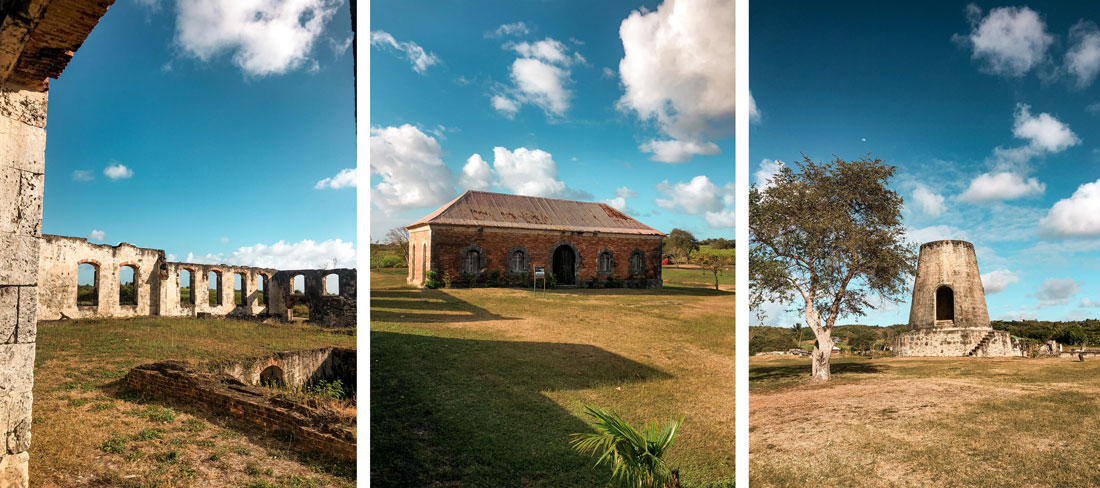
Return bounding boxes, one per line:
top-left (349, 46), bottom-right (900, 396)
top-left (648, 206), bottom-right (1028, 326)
top-left (76, 260), bottom-right (138, 308)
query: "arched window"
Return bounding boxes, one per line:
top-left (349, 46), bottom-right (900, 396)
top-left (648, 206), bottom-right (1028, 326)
top-left (464, 250), bottom-right (480, 275)
top-left (324, 273), bottom-right (339, 296)
top-left (936, 286), bottom-right (954, 322)
top-left (629, 250), bottom-right (646, 276)
top-left (77, 262), bottom-right (99, 307)
top-left (179, 268), bottom-right (194, 305)
top-left (509, 248), bottom-right (527, 274)
top-left (208, 270), bottom-right (223, 306)
top-left (421, 242), bottom-right (427, 279)
top-left (597, 250), bottom-right (614, 274)
top-left (292, 274), bottom-right (306, 296)
top-left (234, 272), bottom-right (246, 306)
top-left (257, 274), bottom-right (268, 306)
top-left (119, 264), bottom-right (137, 307)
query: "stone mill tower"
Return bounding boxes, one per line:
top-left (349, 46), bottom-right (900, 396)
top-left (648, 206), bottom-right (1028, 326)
top-left (895, 240), bottom-right (1020, 357)
top-left (907, 240), bottom-right (990, 330)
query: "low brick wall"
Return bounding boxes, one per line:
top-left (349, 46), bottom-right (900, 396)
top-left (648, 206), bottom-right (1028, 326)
top-left (125, 362), bottom-right (355, 461)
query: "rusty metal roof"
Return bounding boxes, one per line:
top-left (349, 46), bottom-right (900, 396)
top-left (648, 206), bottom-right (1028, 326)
top-left (407, 190), bottom-right (665, 236)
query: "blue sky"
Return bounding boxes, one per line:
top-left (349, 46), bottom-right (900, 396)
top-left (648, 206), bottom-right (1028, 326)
top-left (369, 0), bottom-right (735, 241)
top-left (752, 1), bottom-right (1100, 326)
top-left (47, 0), bottom-right (356, 283)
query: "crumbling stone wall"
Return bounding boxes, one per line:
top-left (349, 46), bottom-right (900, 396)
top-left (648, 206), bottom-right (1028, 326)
top-left (38, 235), bottom-right (164, 319)
top-left (212, 347), bottom-right (355, 389)
top-left (409, 225), bottom-right (664, 288)
top-left (271, 268), bottom-right (356, 327)
top-left (125, 362), bottom-right (355, 461)
top-left (160, 261), bottom-right (282, 318)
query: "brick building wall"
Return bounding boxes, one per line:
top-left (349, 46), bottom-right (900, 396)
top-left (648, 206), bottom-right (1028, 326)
top-left (408, 225), bottom-right (663, 288)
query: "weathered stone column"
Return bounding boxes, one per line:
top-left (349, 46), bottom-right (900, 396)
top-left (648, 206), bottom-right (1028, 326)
top-left (0, 83), bottom-right (47, 488)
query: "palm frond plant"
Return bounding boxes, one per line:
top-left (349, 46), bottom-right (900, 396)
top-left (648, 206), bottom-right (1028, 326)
top-left (570, 406), bottom-right (684, 488)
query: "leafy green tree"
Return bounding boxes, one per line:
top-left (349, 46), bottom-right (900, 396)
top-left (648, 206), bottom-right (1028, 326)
top-left (664, 229), bottom-right (699, 268)
top-left (693, 252), bottom-right (731, 291)
top-left (750, 155), bottom-right (915, 381)
top-left (571, 406), bottom-right (683, 488)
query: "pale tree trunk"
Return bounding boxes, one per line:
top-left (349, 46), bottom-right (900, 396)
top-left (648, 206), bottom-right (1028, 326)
top-left (804, 307), bottom-right (834, 381)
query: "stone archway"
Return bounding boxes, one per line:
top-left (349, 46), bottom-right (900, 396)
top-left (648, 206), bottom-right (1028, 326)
top-left (549, 241), bottom-right (580, 285)
top-left (936, 285), bottom-right (954, 322)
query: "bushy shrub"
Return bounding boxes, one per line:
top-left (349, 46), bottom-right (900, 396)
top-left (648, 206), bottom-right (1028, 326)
top-left (442, 273), bottom-right (453, 288)
top-left (605, 276), bottom-right (622, 288)
top-left (380, 255), bottom-right (403, 268)
top-left (489, 269), bottom-right (502, 286)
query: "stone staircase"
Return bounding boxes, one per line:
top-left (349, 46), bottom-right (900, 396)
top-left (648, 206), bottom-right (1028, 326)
top-left (966, 330), bottom-right (997, 357)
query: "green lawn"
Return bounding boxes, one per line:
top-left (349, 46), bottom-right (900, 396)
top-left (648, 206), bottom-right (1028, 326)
top-left (32, 317), bottom-right (356, 487)
top-left (371, 268), bottom-right (734, 487)
top-left (750, 354), bottom-right (1100, 487)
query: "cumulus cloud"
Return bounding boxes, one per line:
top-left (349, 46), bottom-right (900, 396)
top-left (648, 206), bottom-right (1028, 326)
top-left (486, 21), bottom-right (529, 38)
top-left (911, 183), bottom-right (946, 217)
top-left (175, 0), bottom-right (340, 77)
top-left (704, 208), bottom-right (735, 229)
top-left (1010, 104), bottom-right (1080, 153)
top-left (753, 159), bottom-right (784, 191)
top-left (638, 139), bottom-right (720, 164)
top-left (370, 30), bottom-right (440, 74)
top-left (184, 238), bottom-right (356, 269)
top-left (72, 170), bottom-right (94, 182)
top-left (507, 56), bottom-right (572, 117)
top-left (617, 0), bottom-right (734, 162)
top-left (491, 95), bottom-right (521, 118)
top-left (959, 172), bottom-right (1045, 203)
top-left (487, 147), bottom-right (590, 199)
top-left (104, 162), bottom-right (133, 180)
top-left (87, 229), bottom-right (106, 242)
top-left (603, 187), bottom-right (641, 215)
top-left (1066, 20), bottom-right (1100, 89)
top-left (459, 154), bottom-right (493, 191)
top-left (981, 269), bottom-right (1019, 294)
top-left (314, 168), bottom-right (357, 189)
top-left (1034, 277), bottom-right (1081, 307)
top-left (655, 175), bottom-right (733, 215)
top-left (370, 124), bottom-right (457, 213)
top-left (506, 38), bottom-right (578, 65)
top-left (955, 4), bottom-right (1053, 77)
top-left (1040, 178), bottom-right (1100, 238)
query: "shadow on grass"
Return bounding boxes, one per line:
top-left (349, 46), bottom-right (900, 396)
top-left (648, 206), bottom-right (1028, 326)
top-left (370, 331), bottom-right (673, 488)
top-left (369, 288), bottom-right (518, 323)
top-left (530, 284), bottom-right (732, 298)
top-left (750, 360), bottom-right (886, 384)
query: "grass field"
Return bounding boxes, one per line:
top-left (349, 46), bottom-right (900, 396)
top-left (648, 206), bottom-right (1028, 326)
top-left (750, 354), bottom-right (1100, 487)
top-left (31, 317), bottom-right (356, 487)
top-left (370, 267), bottom-right (734, 487)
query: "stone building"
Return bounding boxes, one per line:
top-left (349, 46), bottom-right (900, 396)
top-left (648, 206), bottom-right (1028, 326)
top-left (406, 190), bottom-right (665, 288)
top-left (894, 240), bottom-right (1020, 357)
top-left (36, 234), bottom-right (356, 327)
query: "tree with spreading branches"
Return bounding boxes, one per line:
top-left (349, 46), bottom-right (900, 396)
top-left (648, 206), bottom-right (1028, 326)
top-left (385, 227), bottom-right (410, 266)
top-left (750, 155), bottom-right (915, 381)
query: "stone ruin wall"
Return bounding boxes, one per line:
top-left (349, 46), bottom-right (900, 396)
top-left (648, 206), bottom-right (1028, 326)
top-left (894, 328), bottom-right (1022, 357)
top-left (212, 347), bottom-right (356, 390)
top-left (35, 235), bottom-right (357, 327)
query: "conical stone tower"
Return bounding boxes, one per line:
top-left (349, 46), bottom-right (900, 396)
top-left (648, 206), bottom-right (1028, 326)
top-left (894, 240), bottom-right (1019, 357)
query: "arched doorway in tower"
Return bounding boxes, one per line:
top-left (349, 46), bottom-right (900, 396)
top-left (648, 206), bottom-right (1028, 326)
top-left (936, 285), bottom-right (954, 322)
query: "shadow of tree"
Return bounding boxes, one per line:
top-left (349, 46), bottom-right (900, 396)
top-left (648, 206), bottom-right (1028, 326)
top-left (369, 288), bottom-right (518, 323)
top-left (370, 331), bottom-right (673, 487)
top-left (750, 361), bottom-right (886, 384)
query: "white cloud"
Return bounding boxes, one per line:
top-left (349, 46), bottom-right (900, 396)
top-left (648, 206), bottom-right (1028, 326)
top-left (184, 238), bottom-right (355, 269)
top-left (981, 269), bottom-right (1019, 294)
top-left (1067, 20), bottom-right (1100, 89)
top-left (507, 38), bottom-right (575, 65)
top-left (1040, 178), bottom-right (1100, 238)
top-left (104, 162), bottom-right (133, 180)
top-left (329, 34), bottom-right (353, 56)
top-left (175, 0), bottom-right (340, 78)
top-left (905, 225), bottom-right (968, 244)
top-left (487, 21), bottom-right (529, 38)
top-left (655, 175), bottom-right (732, 215)
top-left (1034, 277), bottom-right (1081, 307)
top-left (1082, 297), bottom-right (1100, 308)
top-left (314, 168), bottom-right (357, 189)
top-left (615, 187), bottom-right (639, 198)
top-left (753, 159), bottom-right (784, 191)
top-left (72, 170), bottom-right (94, 182)
top-left (370, 30), bottom-right (440, 75)
top-left (638, 139), bottom-right (720, 163)
top-left (87, 229), bottom-right (106, 242)
top-left (959, 172), bottom-right (1044, 203)
top-left (459, 154), bottom-right (492, 191)
top-left (509, 57), bottom-right (571, 117)
top-left (491, 95), bottom-right (521, 118)
top-left (911, 184), bottom-right (946, 217)
top-left (487, 147), bottom-right (590, 199)
top-left (704, 208), bottom-right (735, 229)
top-left (370, 124), bottom-right (456, 213)
top-left (955, 4), bottom-right (1053, 77)
top-left (602, 66), bottom-right (616, 79)
top-left (617, 0), bottom-right (734, 162)
top-left (749, 91), bottom-right (761, 124)
top-left (1011, 104), bottom-right (1080, 152)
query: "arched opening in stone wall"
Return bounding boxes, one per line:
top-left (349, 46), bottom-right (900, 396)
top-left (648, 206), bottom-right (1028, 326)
top-left (77, 262), bottom-right (99, 307)
top-left (208, 270), bottom-right (223, 306)
top-left (258, 274), bottom-right (268, 306)
top-left (292, 274), bottom-right (306, 296)
top-left (259, 365), bottom-right (286, 388)
top-left (234, 272), bottom-right (246, 306)
top-left (324, 273), bottom-right (339, 296)
top-left (552, 246), bottom-right (577, 285)
top-left (936, 285), bottom-right (955, 322)
top-left (463, 249), bottom-right (480, 276)
top-left (180, 269), bottom-right (194, 305)
top-left (119, 264), bottom-right (137, 307)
